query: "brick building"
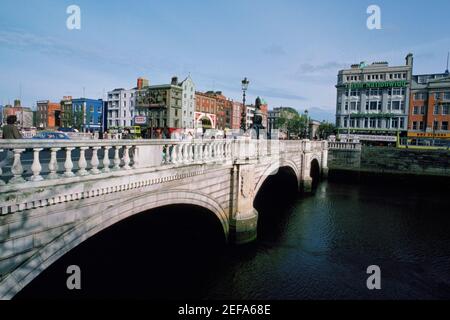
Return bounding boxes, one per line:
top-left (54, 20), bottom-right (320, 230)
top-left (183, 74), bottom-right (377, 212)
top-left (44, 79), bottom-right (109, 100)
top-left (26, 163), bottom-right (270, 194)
top-left (409, 72), bottom-right (450, 139)
top-left (195, 91), bottom-right (217, 129)
top-left (231, 101), bottom-right (243, 129)
top-left (36, 100), bottom-right (61, 129)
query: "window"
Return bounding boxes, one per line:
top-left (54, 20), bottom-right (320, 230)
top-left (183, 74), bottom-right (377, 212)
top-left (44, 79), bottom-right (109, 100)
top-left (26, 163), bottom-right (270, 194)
top-left (350, 102), bottom-right (358, 111)
top-left (390, 88), bottom-right (404, 96)
top-left (434, 105), bottom-right (440, 115)
top-left (435, 93), bottom-right (441, 100)
top-left (369, 101), bottom-right (379, 110)
top-left (420, 106), bottom-right (426, 114)
top-left (413, 106), bottom-right (419, 115)
top-left (369, 118), bottom-right (376, 128)
top-left (400, 118), bottom-right (405, 129)
top-left (392, 118), bottom-right (399, 128)
top-left (350, 89), bottom-right (360, 97)
top-left (414, 92), bottom-right (426, 100)
top-left (444, 92), bottom-right (450, 100)
top-left (442, 121), bottom-right (448, 130)
top-left (392, 101), bottom-right (401, 110)
top-left (369, 88), bottom-right (381, 96)
top-left (434, 121), bottom-right (439, 130)
top-left (442, 104), bottom-right (449, 115)
top-left (412, 122), bottom-right (418, 130)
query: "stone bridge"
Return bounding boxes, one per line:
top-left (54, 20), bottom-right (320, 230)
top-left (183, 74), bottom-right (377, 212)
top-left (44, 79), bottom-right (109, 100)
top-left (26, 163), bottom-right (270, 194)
top-left (0, 138), bottom-right (328, 299)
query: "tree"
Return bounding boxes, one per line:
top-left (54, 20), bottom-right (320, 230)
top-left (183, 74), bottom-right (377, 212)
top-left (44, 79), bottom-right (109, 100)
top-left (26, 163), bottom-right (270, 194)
top-left (317, 121), bottom-right (336, 139)
top-left (276, 109), bottom-right (308, 139)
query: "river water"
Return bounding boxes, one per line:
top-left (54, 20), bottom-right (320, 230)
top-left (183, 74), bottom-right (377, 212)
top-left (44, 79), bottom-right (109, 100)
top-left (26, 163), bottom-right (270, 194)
top-left (16, 177), bottom-right (450, 300)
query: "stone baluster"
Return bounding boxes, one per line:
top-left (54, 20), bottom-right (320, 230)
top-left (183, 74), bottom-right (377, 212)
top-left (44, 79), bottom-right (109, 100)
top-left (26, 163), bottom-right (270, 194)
top-left (131, 146), bottom-right (139, 169)
top-left (203, 142), bottom-right (209, 161)
top-left (182, 144), bottom-right (189, 163)
top-left (9, 149), bottom-right (26, 184)
top-left (123, 146), bottom-right (131, 170)
top-left (219, 142), bottom-right (225, 160)
top-left (102, 146), bottom-right (111, 172)
top-left (193, 143), bottom-right (200, 162)
top-left (30, 148), bottom-right (44, 182)
top-left (171, 144), bottom-right (179, 164)
top-left (48, 147), bottom-right (60, 179)
top-left (213, 142), bottom-right (218, 161)
top-left (113, 146), bottom-right (121, 171)
top-left (64, 147), bottom-right (75, 177)
top-left (188, 143), bottom-right (194, 162)
top-left (90, 146), bottom-right (100, 174)
top-left (198, 142), bottom-right (204, 162)
top-left (209, 142), bottom-right (214, 160)
top-left (78, 147), bottom-right (89, 176)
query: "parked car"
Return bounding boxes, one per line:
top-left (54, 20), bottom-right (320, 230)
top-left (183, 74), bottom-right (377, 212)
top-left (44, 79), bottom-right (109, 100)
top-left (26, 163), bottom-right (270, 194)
top-left (32, 132), bottom-right (71, 140)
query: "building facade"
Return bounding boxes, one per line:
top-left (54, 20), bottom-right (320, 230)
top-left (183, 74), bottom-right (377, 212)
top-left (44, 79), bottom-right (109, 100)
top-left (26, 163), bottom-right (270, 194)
top-left (107, 88), bottom-right (136, 128)
top-left (195, 91), bottom-right (217, 130)
top-left (36, 100), bottom-right (61, 129)
top-left (409, 72), bottom-right (450, 139)
top-left (231, 101), bottom-right (243, 130)
top-left (135, 77), bottom-right (183, 130)
top-left (180, 75), bottom-right (196, 129)
top-left (72, 98), bottom-right (104, 132)
top-left (335, 54), bottom-right (413, 143)
top-left (60, 96), bottom-right (73, 129)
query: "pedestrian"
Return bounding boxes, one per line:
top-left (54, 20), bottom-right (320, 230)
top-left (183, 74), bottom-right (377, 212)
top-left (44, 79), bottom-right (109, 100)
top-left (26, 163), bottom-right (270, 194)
top-left (0, 115), bottom-right (23, 170)
top-left (2, 115), bottom-right (23, 139)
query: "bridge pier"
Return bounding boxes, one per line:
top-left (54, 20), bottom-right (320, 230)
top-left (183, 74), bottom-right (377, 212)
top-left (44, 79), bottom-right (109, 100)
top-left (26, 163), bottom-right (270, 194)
top-left (230, 208), bottom-right (258, 245)
top-left (229, 163), bottom-right (259, 245)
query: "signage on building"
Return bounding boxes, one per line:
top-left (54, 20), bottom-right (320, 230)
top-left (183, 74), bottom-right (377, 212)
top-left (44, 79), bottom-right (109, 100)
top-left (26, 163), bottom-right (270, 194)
top-left (340, 134), bottom-right (397, 142)
top-left (408, 132), bottom-right (450, 139)
top-left (346, 81), bottom-right (408, 89)
top-left (134, 116), bottom-right (147, 125)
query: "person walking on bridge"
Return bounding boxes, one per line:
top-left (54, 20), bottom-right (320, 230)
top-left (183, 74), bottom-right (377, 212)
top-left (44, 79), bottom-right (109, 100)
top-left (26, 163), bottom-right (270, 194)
top-left (0, 115), bottom-right (23, 170)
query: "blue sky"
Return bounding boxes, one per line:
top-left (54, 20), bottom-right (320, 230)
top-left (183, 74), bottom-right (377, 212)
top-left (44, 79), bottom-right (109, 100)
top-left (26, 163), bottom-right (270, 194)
top-left (1, 0), bottom-right (450, 121)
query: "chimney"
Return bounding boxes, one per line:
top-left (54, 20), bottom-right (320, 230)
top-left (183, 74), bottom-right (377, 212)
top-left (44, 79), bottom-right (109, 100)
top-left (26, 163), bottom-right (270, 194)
top-left (171, 76), bottom-right (178, 85)
top-left (137, 77), bottom-right (149, 90)
top-left (406, 53), bottom-right (414, 67)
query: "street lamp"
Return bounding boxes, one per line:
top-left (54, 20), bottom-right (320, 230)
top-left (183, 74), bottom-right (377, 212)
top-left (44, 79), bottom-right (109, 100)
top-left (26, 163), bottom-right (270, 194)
top-left (241, 77), bottom-right (249, 131)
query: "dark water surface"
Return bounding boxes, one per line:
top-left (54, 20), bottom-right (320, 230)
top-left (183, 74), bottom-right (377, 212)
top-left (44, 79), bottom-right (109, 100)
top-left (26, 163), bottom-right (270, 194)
top-left (16, 176), bottom-right (450, 300)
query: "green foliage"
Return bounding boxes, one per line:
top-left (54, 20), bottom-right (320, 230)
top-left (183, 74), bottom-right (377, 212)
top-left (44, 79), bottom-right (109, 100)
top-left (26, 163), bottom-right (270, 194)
top-left (317, 121), bottom-right (336, 139)
top-left (276, 109), bottom-right (308, 137)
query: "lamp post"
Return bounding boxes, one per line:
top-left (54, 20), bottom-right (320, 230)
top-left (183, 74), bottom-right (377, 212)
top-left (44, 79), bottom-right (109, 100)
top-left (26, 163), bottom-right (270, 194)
top-left (240, 77), bottom-right (249, 132)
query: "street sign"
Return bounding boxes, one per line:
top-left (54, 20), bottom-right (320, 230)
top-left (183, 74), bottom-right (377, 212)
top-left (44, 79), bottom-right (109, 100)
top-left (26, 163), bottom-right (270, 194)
top-left (134, 116), bottom-right (147, 125)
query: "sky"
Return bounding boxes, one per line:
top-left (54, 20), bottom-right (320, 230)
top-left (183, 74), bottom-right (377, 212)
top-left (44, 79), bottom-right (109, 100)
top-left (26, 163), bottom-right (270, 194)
top-left (1, 0), bottom-right (450, 122)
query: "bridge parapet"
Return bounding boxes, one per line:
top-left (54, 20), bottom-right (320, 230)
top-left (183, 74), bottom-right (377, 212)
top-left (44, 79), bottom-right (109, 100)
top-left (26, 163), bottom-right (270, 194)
top-left (0, 139), bottom-right (323, 213)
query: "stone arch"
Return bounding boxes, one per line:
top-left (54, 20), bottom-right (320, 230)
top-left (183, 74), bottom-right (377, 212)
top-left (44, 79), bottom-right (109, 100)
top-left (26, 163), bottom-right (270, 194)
top-left (254, 160), bottom-right (301, 197)
top-left (2, 191), bottom-right (227, 299)
top-left (310, 158), bottom-right (321, 185)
